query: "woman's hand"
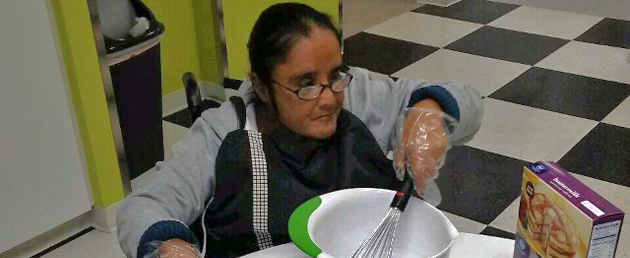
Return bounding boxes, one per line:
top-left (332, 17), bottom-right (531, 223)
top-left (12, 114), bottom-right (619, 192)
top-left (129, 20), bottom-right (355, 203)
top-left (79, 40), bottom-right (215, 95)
top-left (394, 99), bottom-right (454, 196)
top-left (143, 239), bottom-right (203, 258)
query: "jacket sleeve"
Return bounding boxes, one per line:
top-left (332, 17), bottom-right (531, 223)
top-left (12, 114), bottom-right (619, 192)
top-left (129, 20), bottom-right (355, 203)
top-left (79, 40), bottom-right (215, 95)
top-left (116, 102), bottom-right (238, 258)
top-left (343, 67), bottom-right (484, 153)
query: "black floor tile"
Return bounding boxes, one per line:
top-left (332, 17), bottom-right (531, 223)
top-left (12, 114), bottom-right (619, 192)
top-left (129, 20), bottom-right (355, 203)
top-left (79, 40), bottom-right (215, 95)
top-left (164, 108), bottom-right (192, 128)
top-left (414, 0), bottom-right (520, 24)
top-left (490, 67), bottom-right (630, 121)
top-left (343, 32), bottom-right (439, 75)
top-left (436, 146), bottom-right (529, 224)
top-left (558, 123), bottom-right (630, 187)
top-left (445, 26), bottom-right (569, 65)
top-left (576, 19), bottom-right (630, 49)
top-left (480, 226), bottom-right (516, 239)
top-left (163, 99), bottom-right (220, 128)
top-left (224, 77), bottom-right (245, 90)
top-left (201, 99), bottom-right (222, 110)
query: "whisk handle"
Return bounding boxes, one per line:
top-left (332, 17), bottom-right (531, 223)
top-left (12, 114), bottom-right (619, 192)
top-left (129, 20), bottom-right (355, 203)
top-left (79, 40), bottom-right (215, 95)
top-left (390, 175), bottom-right (414, 212)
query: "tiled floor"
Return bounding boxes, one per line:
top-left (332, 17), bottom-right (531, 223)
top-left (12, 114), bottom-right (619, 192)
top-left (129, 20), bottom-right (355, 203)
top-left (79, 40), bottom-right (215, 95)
top-left (487, 7), bottom-right (603, 40)
top-left (342, 0), bottom-right (422, 39)
top-left (365, 13), bottom-right (484, 48)
top-left (34, 1), bottom-right (630, 257)
top-left (393, 49), bottom-right (530, 96)
top-left (536, 41), bottom-right (630, 85)
top-left (414, 0), bottom-right (519, 24)
top-left (465, 98), bottom-right (598, 162)
top-left (342, 1), bottom-right (630, 256)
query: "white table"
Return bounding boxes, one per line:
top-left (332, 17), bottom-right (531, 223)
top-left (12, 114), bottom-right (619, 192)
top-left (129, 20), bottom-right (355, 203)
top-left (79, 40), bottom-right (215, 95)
top-left (243, 233), bottom-right (515, 258)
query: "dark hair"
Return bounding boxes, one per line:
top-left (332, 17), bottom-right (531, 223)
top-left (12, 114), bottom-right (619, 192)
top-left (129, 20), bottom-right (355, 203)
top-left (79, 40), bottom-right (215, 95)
top-left (248, 3), bottom-right (341, 87)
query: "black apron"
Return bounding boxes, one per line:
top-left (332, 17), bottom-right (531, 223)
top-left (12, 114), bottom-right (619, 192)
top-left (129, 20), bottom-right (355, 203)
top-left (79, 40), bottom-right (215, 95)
top-left (191, 97), bottom-right (401, 257)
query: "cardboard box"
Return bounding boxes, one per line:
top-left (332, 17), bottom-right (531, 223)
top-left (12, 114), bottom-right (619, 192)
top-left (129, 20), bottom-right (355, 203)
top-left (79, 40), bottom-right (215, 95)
top-left (513, 161), bottom-right (625, 258)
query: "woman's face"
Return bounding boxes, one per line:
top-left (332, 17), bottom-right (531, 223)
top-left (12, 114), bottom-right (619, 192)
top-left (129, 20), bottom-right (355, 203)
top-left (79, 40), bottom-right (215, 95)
top-left (269, 26), bottom-right (343, 139)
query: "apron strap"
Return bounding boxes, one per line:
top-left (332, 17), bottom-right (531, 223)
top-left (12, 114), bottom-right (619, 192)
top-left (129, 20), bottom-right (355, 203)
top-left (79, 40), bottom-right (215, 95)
top-left (230, 96), bottom-right (274, 249)
top-left (247, 131), bottom-right (274, 250)
top-left (230, 96), bottom-right (247, 130)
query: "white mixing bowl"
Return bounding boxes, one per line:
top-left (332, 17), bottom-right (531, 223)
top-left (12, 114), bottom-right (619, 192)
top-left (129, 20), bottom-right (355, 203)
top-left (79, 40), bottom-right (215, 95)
top-left (288, 188), bottom-right (459, 258)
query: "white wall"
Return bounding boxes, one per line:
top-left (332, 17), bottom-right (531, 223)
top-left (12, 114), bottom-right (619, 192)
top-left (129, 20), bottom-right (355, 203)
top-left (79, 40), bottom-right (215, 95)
top-left (0, 0), bottom-right (92, 253)
top-left (490, 0), bottom-right (630, 20)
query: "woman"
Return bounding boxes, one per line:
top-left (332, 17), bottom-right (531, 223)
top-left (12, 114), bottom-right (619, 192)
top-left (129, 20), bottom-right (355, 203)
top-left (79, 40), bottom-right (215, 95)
top-left (117, 3), bottom-right (483, 258)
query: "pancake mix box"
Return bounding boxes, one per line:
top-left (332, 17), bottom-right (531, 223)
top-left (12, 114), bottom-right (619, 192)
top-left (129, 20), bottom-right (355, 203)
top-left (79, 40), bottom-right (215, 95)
top-left (513, 162), bottom-right (624, 258)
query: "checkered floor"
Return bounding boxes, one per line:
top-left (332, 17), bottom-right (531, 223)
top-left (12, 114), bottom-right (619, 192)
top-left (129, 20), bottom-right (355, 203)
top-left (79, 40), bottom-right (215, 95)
top-left (163, 1), bottom-right (630, 256)
top-left (343, 0), bottom-right (630, 256)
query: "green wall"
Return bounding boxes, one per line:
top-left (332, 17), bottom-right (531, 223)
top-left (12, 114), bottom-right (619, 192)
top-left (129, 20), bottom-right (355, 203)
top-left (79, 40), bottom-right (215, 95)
top-left (143, 0), bottom-right (200, 95)
top-left (193, 0), bottom-right (223, 84)
top-left (143, 0), bottom-right (222, 95)
top-left (51, 0), bottom-right (125, 208)
top-left (222, 0), bottom-right (340, 80)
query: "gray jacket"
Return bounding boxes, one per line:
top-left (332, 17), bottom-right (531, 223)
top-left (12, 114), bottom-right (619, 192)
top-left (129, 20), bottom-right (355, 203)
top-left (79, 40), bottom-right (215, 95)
top-left (116, 67), bottom-right (484, 258)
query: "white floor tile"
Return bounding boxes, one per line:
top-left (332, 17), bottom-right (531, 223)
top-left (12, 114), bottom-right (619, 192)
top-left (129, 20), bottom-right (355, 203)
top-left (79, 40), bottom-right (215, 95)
top-left (536, 41), bottom-right (630, 85)
top-left (441, 210), bottom-right (487, 234)
top-left (603, 96), bottom-right (630, 129)
top-left (163, 121), bottom-right (190, 160)
top-left (343, 0), bottom-right (423, 39)
top-left (41, 230), bottom-right (125, 258)
top-left (489, 197), bottom-right (520, 234)
top-left (365, 13), bottom-right (483, 47)
top-left (393, 49), bottom-right (530, 96)
top-left (488, 6), bottom-right (603, 40)
top-left (466, 98), bottom-right (598, 162)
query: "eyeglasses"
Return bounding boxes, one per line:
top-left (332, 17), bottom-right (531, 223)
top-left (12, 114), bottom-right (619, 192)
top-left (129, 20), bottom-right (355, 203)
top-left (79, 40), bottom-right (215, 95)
top-left (271, 68), bottom-right (353, 100)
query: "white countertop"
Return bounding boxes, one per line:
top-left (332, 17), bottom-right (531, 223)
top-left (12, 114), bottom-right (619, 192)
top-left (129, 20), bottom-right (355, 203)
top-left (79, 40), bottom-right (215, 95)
top-left (242, 233), bottom-right (515, 258)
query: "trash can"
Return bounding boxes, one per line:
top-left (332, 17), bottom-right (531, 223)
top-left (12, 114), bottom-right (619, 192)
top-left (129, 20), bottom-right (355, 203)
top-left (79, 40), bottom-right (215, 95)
top-left (98, 0), bottom-right (165, 180)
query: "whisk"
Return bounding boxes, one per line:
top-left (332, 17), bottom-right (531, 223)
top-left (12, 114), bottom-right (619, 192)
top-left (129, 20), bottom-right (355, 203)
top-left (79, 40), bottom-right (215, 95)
top-left (351, 174), bottom-right (415, 258)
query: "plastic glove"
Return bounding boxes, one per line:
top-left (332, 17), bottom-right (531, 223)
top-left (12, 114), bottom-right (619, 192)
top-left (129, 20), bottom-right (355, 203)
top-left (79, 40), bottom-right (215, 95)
top-left (142, 239), bottom-right (203, 258)
top-left (393, 107), bottom-right (457, 205)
